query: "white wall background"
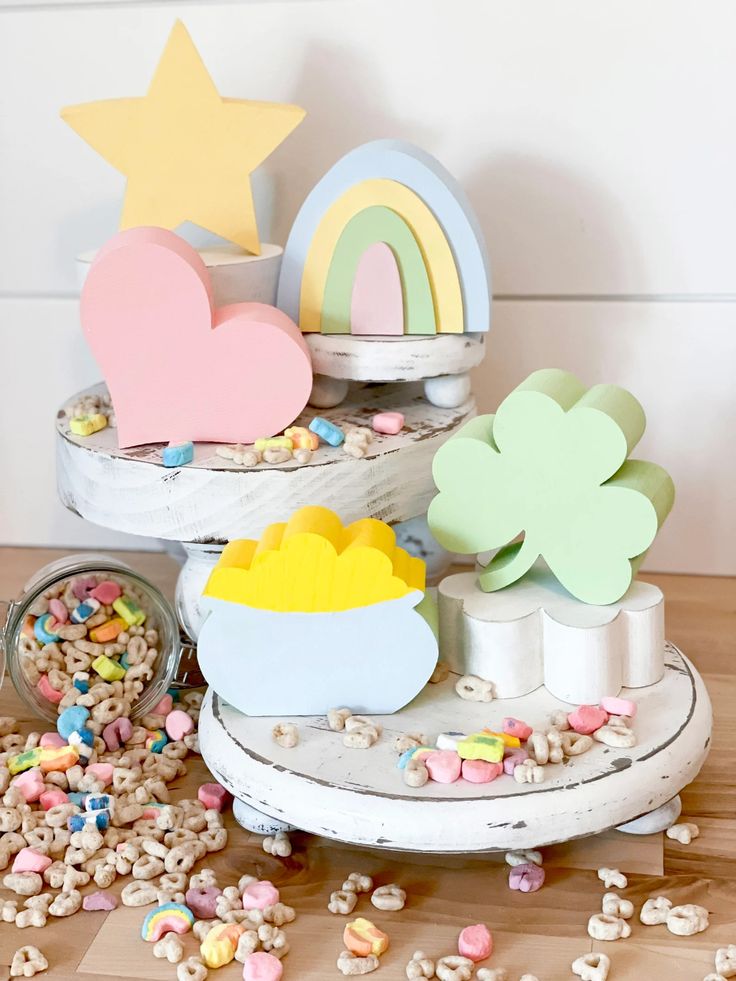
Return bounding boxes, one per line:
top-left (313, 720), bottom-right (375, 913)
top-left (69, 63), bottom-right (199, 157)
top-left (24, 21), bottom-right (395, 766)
top-left (0, 0), bottom-right (734, 572)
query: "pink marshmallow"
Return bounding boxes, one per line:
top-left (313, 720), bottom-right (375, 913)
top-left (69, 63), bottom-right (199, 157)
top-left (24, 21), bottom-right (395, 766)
top-left (39, 789), bottom-right (69, 810)
top-left (185, 886), bottom-right (222, 919)
top-left (508, 862), bottom-right (545, 893)
top-left (102, 716), bottom-right (133, 752)
top-left (90, 580), bottom-right (122, 604)
top-left (165, 709), bottom-right (194, 741)
top-left (502, 717), bottom-right (533, 741)
top-left (458, 923), bottom-right (493, 962)
top-left (461, 759), bottom-right (503, 784)
top-left (568, 705), bottom-right (609, 734)
top-left (425, 750), bottom-right (462, 784)
top-left (152, 694), bottom-right (174, 717)
top-left (13, 769), bottom-right (45, 802)
top-left (83, 891), bottom-right (118, 911)
top-left (503, 749), bottom-right (529, 776)
top-left (600, 695), bottom-right (637, 718)
top-left (12, 847), bottom-right (52, 875)
top-left (198, 783), bottom-right (230, 812)
top-left (86, 763), bottom-right (113, 786)
top-left (371, 411), bottom-right (404, 435)
top-left (48, 598), bottom-right (69, 624)
top-left (40, 732), bottom-right (66, 749)
top-left (242, 952), bottom-right (284, 981)
top-left (37, 675), bottom-right (64, 705)
top-left (72, 577), bottom-right (97, 600)
top-left (241, 880), bottom-right (280, 911)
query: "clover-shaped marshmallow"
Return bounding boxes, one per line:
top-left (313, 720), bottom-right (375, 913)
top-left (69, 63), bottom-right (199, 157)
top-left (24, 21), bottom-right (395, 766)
top-left (429, 368), bottom-right (674, 604)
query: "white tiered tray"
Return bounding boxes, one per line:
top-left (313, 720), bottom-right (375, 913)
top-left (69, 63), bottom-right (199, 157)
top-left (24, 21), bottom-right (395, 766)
top-left (56, 382), bottom-right (474, 637)
top-left (199, 642), bottom-right (711, 853)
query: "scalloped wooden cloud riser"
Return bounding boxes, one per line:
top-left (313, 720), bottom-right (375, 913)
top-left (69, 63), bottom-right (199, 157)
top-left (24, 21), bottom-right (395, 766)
top-left (438, 570), bottom-right (665, 704)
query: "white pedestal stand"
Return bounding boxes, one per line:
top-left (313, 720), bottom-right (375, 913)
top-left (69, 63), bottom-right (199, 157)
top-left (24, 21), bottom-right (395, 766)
top-left (305, 332), bottom-right (486, 408)
top-left (199, 642), bottom-right (711, 852)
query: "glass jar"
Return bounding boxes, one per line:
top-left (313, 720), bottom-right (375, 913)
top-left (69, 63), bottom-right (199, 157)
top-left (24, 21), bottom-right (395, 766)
top-left (0, 553), bottom-right (198, 724)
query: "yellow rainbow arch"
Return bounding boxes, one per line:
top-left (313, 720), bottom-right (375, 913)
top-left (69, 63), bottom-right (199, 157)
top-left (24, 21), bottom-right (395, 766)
top-left (299, 178), bottom-right (464, 334)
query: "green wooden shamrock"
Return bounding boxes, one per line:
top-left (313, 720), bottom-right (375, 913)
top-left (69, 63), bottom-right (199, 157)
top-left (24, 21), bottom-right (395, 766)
top-left (428, 368), bottom-right (675, 605)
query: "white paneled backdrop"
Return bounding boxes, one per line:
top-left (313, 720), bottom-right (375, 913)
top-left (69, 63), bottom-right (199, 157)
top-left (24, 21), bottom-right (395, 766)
top-left (0, 0), bottom-right (734, 572)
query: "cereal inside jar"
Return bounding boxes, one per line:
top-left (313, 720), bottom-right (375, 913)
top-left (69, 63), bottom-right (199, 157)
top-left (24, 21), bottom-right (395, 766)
top-left (3, 555), bottom-right (181, 724)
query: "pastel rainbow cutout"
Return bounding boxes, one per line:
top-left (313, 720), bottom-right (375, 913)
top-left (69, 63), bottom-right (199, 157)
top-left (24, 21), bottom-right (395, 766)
top-left (278, 139), bottom-right (491, 335)
top-left (141, 902), bottom-right (194, 941)
top-left (323, 206), bottom-right (435, 335)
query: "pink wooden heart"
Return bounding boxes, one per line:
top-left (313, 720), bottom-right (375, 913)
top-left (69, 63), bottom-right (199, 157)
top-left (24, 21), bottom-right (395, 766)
top-left (80, 227), bottom-right (313, 447)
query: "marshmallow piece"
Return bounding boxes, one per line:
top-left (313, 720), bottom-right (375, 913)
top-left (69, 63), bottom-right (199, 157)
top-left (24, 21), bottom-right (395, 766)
top-left (242, 952), bottom-right (284, 981)
top-left (568, 705), bottom-right (609, 734)
top-left (508, 862), bottom-right (545, 893)
top-left (457, 923), bottom-right (492, 962)
top-left (166, 710), bottom-right (195, 741)
top-left (424, 750), bottom-right (462, 784)
top-left (198, 783), bottom-right (230, 812)
top-left (241, 881), bottom-right (280, 911)
top-left (502, 717), bottom-right (533, 741)
top-left (343, 917), bottom-right (389, 957)
top-left (13, 770), bottom-right (45, 802)
top-left (153, 695), bottom-right (174, 716)
top-left (186, 887), bottom-right (222, 920)
top-left (102, 716), bottom-right (133, 752)
top-left (12, 849), bottom-right (52, 875)
top-left (461, 759), bottom-right (502, 783)
top-left (83, 891), bottom-right (118, 911)
top-left (86, 763), bottom-right (113, 786)
top-left (90, 581), bottom-right (122, 604)
top-left (600, 695), bottom-right (637, 718)
top-left (48, 598), bottom-right (69, 624)
top-left (163, 441), bottom-right (195, 467)
top-left (39, 733), bottom-right (65, 749)
top-left (371, 411), bottom-right (404, 435)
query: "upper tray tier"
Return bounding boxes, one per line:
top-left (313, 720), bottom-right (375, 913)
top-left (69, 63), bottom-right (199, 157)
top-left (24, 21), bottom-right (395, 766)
top-left (56, 381), bottom-right (475, 543)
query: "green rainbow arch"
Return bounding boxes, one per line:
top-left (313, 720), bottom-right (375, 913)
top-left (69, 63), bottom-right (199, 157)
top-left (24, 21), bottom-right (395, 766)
top-left (321, 205), bottom-right (437, 335)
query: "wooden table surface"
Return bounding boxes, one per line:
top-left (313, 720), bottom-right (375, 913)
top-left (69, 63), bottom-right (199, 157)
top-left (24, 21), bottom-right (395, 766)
top-left (0, 548), bottom-right (734, 981)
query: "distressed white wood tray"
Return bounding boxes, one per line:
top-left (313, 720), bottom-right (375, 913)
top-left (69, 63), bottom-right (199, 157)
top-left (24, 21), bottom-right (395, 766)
top-left (199, 642), bottom-right (711, 853)
top-left (56, 381), bottom-right (474, 541)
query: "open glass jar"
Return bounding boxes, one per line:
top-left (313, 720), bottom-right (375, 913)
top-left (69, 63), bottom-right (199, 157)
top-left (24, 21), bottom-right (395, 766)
top-left (0, 553), bottom-right (197, 724)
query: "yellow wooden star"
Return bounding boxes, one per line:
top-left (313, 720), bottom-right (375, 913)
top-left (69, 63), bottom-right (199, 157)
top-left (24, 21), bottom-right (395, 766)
top-left (61, 20), bottom-right (305, 254)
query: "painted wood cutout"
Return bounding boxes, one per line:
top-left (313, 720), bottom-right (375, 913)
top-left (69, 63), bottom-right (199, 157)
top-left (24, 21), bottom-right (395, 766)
top-left (429, 368), bottom-right (675, 604)
top-left (198, 506), bottom-right (439, 715)
top-left (321, 205), bottom-right (435, 335)
top-left (61, 20), bottom-right (305, 254)
top-left (80, 227), bottom-right (312, 448)
top-left (301, 178), bottom-right (463, 333)
top-left (277, 140), bottom-right (491, 334)
top-left (439, 563), bottom-right (665, 704)
top-left (349, 243), bottom-right (404, 335)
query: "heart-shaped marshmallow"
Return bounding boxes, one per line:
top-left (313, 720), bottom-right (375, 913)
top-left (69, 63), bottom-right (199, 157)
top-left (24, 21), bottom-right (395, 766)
top-left (81, 227), bottom-right (313, 448)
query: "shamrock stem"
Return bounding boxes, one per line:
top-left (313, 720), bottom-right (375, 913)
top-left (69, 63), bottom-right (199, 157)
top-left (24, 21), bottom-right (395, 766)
top-left (478, 536), bottom-right (539, 592)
